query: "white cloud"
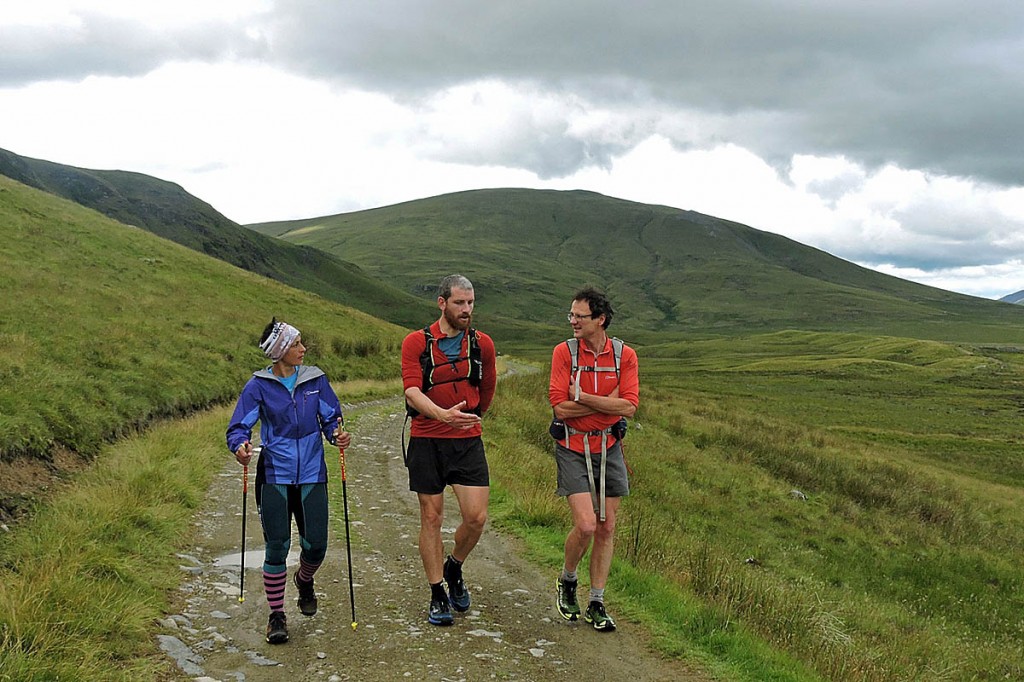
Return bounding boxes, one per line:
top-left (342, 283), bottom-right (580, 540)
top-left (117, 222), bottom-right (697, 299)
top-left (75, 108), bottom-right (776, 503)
top-left (868, 261), bottom-right (1024, 300)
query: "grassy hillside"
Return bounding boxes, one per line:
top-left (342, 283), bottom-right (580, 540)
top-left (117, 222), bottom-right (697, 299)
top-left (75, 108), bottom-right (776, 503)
top-left (0, 174), bottom-right (405, 505)
top-left (250, 188), bottom-right (1024, 343)
top-left (0, 147), bottom-right (435, 329)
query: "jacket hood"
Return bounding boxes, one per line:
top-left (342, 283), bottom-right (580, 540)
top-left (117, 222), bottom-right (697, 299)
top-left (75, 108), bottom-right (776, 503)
top-left (253, 364), bottom-right (325, 384)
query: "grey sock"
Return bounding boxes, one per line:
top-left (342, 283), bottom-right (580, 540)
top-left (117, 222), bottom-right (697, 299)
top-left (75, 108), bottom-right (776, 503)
top-left (561, 568), bottom-right (578, 583)
top-left (589, 587), bottom-right (605, 604)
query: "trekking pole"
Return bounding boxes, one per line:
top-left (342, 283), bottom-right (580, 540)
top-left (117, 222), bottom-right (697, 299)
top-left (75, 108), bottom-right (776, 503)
top-left (239, 462), bottom-right (248, 602)
top-left (339, 445), bottom-right (358, 629)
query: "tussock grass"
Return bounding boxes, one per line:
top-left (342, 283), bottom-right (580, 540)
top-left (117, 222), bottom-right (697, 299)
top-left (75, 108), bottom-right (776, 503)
top-left (486, 331), bottom-right (1024, 681)
top-left (0, 410), bottom-right (223, 681)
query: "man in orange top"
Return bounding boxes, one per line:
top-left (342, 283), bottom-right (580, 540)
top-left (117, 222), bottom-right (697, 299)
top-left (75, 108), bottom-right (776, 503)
top-left (549, 286), bottom-right (639, 632)
top-left (402, 274), bottom-right (497, 626)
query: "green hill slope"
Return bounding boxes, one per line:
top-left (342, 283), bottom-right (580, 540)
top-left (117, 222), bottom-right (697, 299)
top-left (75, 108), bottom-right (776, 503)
top-left (0, 147), bottom-right (434, 328)
top-left (250, 188), bottom-right (1024, 343)
top-left (0, 173), bottom-right (405, 468)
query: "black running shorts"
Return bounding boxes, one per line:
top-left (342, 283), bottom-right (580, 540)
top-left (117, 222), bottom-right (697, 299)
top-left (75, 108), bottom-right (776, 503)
top-left (406, 436), bottom-right (489, 494)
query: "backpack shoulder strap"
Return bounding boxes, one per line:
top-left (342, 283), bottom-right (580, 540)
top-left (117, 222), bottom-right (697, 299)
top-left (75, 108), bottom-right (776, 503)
top-left (564, 338), bottom-right (580, 373)
top-left (419, 326), bottom-right (435, 391)
top-left (467, 328), bottom-right (482, 386)
top-left (611, 337), bottom-right (624, 378)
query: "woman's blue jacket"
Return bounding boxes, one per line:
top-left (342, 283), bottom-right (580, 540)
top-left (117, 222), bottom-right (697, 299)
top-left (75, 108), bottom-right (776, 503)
top-left (226, 365), bottom-right (342, 484)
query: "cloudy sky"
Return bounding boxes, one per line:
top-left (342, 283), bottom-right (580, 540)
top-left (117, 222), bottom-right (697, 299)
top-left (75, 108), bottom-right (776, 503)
top-left (2, 1), bottom-right (1023, 299)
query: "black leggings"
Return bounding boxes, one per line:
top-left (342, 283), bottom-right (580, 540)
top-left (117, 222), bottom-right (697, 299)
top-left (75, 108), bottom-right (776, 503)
top-left (256, 480), bottom-right (329, 573)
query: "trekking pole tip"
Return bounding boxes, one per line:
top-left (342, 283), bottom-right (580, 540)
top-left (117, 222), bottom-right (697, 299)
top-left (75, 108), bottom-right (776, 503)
top-left (351, 621), bottom-right (358, 630)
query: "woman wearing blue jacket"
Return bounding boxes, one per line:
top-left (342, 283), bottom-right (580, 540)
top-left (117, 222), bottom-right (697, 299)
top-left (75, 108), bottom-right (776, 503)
top-left (226, 318), bottom-right (351, 645)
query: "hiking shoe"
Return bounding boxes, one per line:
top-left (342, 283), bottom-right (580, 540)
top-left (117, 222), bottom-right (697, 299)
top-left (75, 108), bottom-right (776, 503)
top-left (266, 611), bottom-right (288, 644)
top-left (444, 556), bottom-right (471, 612)
top-left (556, 577), bottom-right (581, 621)
top-left (584, 600), bottom-right (616, 632)
top-left (428, 594), bottom-right (454, 626)
top-left (293, 573), bottom-right (317, 616)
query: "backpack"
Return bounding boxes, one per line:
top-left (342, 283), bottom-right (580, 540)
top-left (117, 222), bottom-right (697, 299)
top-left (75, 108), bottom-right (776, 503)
top-left (550, 337), bottom-right (628, 441)
top-left (405, 326), bottom-right (482, 418)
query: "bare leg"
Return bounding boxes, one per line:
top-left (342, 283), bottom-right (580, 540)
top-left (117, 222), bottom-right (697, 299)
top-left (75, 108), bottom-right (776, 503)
top-left (563, 492), bottom-right (598, 573)
top-left (417, 493), bottom-right (445, 583)
top-left (450, 484), bottom-right (489, 562)
top-left (587, 496), bottom-right (620, 590)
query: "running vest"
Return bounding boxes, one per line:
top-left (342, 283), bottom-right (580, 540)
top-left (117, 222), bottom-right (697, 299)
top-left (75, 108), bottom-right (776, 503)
top-left (405, 326), bottom-right (482, 418)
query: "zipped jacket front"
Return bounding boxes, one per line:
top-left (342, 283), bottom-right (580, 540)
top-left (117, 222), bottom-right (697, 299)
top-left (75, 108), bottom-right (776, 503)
top-left (226, 364), bottom-right (342, 484)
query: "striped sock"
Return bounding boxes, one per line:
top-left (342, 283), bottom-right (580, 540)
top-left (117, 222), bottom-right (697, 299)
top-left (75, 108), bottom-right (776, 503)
top-left (297, 556), bottom-right (321, 584)
top-left (264, 570), bottom-right (287, 612)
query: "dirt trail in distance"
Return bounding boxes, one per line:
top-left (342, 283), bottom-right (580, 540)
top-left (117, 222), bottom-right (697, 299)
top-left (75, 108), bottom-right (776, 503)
top-left (159, 399), bottom-right (710, 681)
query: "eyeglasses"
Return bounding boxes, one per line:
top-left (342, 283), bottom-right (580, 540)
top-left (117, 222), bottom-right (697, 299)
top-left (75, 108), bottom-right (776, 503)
top-left (566, 313), bottom-right (595, 322)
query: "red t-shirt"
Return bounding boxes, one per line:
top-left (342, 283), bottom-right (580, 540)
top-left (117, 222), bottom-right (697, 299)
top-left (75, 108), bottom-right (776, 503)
top-left (549, 337), bottom-right (639, 453)
top-left (402, 321), bottom-right (497, 438)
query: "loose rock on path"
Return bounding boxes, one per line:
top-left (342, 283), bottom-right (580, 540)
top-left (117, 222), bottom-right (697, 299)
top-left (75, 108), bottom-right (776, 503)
top-left (160, 399), bottom-right (709, 681)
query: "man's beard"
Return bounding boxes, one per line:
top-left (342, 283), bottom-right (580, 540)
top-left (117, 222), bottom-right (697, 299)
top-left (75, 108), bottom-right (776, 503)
top-left (444, 307), bottom-right (471, 331)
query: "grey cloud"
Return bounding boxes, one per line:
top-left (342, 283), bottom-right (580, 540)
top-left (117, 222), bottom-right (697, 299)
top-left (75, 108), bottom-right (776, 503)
top-left (6, 1), bottom-right (1022, 189)
top-left (422, 125), bottom-right (617, 179)
top-left (261, 0), bottom-right (1024, 185)
top-left (828, 217), bottom-right (1024, 270)
top-left (0, 13), bottom-right (265, 86)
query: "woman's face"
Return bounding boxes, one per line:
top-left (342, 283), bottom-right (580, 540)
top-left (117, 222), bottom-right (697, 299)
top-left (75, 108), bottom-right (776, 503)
top-left (280, 336), bottom-right (306, 366)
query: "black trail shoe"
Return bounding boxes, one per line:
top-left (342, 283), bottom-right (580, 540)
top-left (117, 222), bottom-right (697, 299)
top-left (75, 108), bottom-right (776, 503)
top-left (584, 600), bottom-right (616, 632)
top-left (444, 556), bottom-right (471, 612)
top-left (556, 577), bottom-right (581, 621)
top-left (266, 610), bottom-right (289, 644)
top-left (293, 573), bottom-right (318, 616)
top-left (428, 594), bottom-right (454, 626)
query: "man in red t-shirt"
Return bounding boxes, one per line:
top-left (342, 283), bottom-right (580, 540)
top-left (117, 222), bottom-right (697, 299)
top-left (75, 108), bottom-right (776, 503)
top-left (402, 274), bottom-right (497, 626)
top-left (549, 286), bottom-right (639, 632)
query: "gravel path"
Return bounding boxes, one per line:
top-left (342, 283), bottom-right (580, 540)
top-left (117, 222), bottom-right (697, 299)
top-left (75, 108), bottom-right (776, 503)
top-left (159, 399), bottom-right (709, 681)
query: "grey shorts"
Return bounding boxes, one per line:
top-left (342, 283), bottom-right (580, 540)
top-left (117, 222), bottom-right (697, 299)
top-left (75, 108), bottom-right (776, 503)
top-left (555, 440), bottom-right (630, 498)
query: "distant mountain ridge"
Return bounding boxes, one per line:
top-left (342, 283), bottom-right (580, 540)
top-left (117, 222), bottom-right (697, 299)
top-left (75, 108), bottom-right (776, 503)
top-left (1000, 290), bottom-right (1024, 304)
top-left (250, 188), bottom-right (1024, 342)
top-left (0, 147), bottom-right (433, 328)
top-left (4, 147), bottom-right (1023, 344)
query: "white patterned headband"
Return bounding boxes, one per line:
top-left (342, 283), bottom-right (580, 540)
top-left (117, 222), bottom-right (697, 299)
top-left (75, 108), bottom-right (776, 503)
top-left (260, 322), bottom-right (300, 362)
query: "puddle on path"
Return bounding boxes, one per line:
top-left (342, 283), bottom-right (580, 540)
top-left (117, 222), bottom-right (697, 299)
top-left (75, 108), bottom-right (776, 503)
top-left (212, 548), bottom-right (300, 569)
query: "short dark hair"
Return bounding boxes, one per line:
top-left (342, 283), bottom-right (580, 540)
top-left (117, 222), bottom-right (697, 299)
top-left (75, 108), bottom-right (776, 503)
top-left (438, 274), bottom-right (474, 300)
top-left (573, 286), bottom-right (614, 329)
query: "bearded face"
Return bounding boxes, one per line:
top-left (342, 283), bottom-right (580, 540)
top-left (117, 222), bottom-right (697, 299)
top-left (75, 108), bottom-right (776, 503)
top-left (440, 286), bottom-right (474, 331)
